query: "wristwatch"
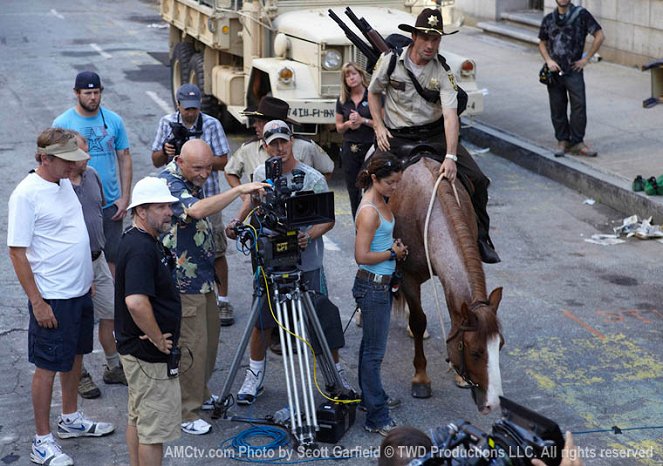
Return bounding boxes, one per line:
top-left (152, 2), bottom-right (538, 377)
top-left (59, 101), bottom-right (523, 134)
top-left (445, 153), bottom-right (458, 162)
top-left (389, 248), bottom-right (397, 261)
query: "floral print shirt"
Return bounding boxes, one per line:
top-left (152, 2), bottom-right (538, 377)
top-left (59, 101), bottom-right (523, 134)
top-left (159, 161), bottom-right (215, 294)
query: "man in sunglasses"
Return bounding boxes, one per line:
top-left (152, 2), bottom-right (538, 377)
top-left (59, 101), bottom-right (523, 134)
top-left (228, 120), bottom-right (353, 406)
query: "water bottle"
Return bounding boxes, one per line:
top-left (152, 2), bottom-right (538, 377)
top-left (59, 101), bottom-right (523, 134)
top-left (274, 406), bottom-right (290, 425)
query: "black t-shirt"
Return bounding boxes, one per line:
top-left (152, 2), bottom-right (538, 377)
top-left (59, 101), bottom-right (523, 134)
top-left (114, 227), bottom-right (181, 363)
top-left (335, 89), bottom-right (374, 144)
top-left (538, 6), bottom-right (601, 73)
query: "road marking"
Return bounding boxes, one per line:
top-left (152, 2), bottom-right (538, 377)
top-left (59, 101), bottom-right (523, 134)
top-left (50, 9), bottom-right (64, 19)
top-left (562, 309), bottom-right (606, 340)
top-left (146, 91), bottom-right (173, 114)
top-left (322, 235), bottom-right (340, 251)
top-left (90, 43), bottom-right (112, 59)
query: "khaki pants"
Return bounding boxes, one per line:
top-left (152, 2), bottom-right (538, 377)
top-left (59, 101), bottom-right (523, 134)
top-left (179, 292), bottom-right (219, 422)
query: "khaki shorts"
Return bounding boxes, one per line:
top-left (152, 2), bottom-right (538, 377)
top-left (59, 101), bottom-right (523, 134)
top-left (121, 354), bottom-right (181, 445)
top-left (92, 252), bottom-right (114, 320)
top-left (209, 210), bottom-right (227, 257)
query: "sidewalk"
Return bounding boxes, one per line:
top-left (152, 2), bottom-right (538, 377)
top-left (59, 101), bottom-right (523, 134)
top-left (445, 27), bottom-right (663, 223)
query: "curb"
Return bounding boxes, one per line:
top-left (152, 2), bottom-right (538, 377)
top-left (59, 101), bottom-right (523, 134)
top-left (461, 120), bottom-right (663, 224)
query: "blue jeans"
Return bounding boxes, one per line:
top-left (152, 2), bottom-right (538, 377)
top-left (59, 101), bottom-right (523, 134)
top-left (547, 69), bottom-right (587, 145)
top-left (353, 276), bottom-right (393, 429)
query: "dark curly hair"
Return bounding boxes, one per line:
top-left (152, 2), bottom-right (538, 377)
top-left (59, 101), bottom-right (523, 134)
top-left (355, 152), bottom-right (403, 189)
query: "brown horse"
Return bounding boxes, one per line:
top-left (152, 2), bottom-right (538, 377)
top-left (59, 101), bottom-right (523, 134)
top-left (390, 156), bottom-right (504, 414)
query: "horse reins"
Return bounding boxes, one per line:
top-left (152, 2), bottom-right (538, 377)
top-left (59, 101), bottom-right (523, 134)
top-left (423, 170), bottom-right (462, 345)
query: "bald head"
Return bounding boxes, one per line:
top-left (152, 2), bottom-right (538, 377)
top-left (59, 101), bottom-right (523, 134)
top-left (177, 139), bottom-right (213, 187)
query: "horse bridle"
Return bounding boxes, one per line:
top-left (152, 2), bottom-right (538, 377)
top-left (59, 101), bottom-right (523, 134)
top-left (445, 300), bottom-right (501, 391)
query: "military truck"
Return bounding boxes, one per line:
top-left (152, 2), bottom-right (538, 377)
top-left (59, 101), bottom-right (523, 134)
top-left (161, 0), bottom-right (484, 146)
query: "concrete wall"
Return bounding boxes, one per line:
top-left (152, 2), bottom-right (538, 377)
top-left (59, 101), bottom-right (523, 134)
top-left (542, 0), bottom-right (663, 66)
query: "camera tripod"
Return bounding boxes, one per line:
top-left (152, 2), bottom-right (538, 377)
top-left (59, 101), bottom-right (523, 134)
top-left (213, 268), bottom-right (351, 446)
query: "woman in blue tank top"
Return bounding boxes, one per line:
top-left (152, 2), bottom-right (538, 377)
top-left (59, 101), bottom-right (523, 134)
top-left (353, 152), bottom-right (407, 436)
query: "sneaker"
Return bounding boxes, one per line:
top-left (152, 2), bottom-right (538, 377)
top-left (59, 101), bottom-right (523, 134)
top-left (78, 369), bottom-right (101, 399)
top-left (57, 412), bottom-right (115, 439)
top-left (31, 436), bottom-right (73, 466)
top-left (554, 140), bottom-right (569, 157)
top-left (237, 368), bottom-right (264, 405)
top-left (568, 142), bottom-right (597, 157)
top-left (102, 364), bottom-right (127, 385)
top-left (218, 301), bottom-right (235, 326)
top-left (337, 366), bottom-right (355, 392)
top-left (181, 418), bottom-right (211, 435)
top-left (358, 397), bottom-right (401, 412)
top-left (364, 419), bottom-right (398, 437)
top-left (201, 394), bottom-right (219, 411)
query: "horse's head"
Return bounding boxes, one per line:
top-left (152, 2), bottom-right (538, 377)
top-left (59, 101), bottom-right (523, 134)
top-left (446, 287), bottom-right (504, 415)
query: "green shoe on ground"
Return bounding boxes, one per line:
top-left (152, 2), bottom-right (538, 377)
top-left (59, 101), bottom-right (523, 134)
top-left (644, 176), bottom-right (660, 196)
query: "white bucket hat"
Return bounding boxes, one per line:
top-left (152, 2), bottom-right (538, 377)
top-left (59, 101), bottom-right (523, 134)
top-left (128, 177), bottom-right (178, 210)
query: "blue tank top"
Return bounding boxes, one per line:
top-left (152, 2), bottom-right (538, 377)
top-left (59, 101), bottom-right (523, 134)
top-left (357, 203), bottom-right (396, 276)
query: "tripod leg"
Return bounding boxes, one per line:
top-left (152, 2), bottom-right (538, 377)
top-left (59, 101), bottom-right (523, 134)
top-left (275, 292), bottom-right (300, 438)
top-left (294, 294), bottom-right (318, 438)
top-left (214, 295), bottom-right (264, 418)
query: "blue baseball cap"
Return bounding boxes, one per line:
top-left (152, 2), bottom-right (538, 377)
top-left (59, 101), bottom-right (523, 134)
top-left (176, 83), bottom-right (201, 109)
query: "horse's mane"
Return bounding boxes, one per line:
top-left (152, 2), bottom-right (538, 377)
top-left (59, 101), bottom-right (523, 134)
top-left (436, 178), bottom-right (487, 301)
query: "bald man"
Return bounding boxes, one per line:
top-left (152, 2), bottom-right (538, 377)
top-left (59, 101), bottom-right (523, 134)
top-left (159, 139), bottom-right (266, 435)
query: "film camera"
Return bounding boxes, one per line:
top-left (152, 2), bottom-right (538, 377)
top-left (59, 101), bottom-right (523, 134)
top-left (164, 120), bottom-right (203, 156)
top-left (411, 397), bottom-right (564, 466)
top-left (234, 156), bottom-right (334, 272)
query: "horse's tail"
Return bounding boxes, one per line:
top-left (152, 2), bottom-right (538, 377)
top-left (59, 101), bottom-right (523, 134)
top-left (392, 289), bottom-right (408, 317)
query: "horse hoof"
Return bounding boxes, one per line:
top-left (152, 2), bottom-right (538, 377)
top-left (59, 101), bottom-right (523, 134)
top-left (411, 383), bottom-right (432, 398)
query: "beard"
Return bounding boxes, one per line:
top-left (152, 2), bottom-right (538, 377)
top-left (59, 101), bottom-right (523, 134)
top-left (79, 99), bottom-right (100, 113)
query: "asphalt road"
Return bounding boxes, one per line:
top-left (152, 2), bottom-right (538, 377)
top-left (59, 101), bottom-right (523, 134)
top-left (0, 1), bottom-right (661, 465)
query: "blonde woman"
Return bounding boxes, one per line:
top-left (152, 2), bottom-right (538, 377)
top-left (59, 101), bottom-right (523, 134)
top-left (335, 62), bottom-right (375, 218)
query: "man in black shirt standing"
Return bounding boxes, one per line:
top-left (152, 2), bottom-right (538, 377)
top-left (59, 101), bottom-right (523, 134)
top-left (539, 0), bottom-right (604, 157)
top-left (114, 176), bottom-right (181, 466)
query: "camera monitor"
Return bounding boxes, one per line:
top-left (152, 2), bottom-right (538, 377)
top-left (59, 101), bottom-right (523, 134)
top-left (285, 191), bottom-right (335, 227)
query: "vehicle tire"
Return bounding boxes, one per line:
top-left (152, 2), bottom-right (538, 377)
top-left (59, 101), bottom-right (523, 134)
top-left (188, 53), bottom-right (219, 115)
top-left (188, 53), bottom-right (243, 132)
top-left (170, 42), bottom-right (195, 108)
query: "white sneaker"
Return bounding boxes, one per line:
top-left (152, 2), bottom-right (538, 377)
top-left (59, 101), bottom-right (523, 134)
top-left (237, 368), bottom-right (264, 405)
top-left (337, 366), bottom-right (355, 392)
top-left (57, 411), bottom-right (115, 439)
top-left (181, 418), bottom-right (211, 435)
top-left (201, 394), bottom-right (219, 411)
top-left (31, 435), bottom-right (73, 466)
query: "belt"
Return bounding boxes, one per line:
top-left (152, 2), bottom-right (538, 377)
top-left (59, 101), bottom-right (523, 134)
top-left (91, 250), bottom-right (102, 261)
top-left (388, 117), bottom-right (444, 137)
top-left (356, 269), bottom-right (391, 285)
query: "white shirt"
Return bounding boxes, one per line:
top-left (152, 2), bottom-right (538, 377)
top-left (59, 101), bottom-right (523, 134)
top-left (8, 173), bottom-right (93, 299)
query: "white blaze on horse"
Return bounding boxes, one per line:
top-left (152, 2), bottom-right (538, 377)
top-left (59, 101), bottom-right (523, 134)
top-left (390, 155), bottom-right (504, 414)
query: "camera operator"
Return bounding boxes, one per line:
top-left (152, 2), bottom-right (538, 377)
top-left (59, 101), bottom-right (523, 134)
top-left (159, 139), bottom-right (267, 435)
top-left (227, 120), bottom-right (354, 405)
top-left (115, 177), bottom-right (181, 466)
top-left (151, 83), bottom-right (237, 328)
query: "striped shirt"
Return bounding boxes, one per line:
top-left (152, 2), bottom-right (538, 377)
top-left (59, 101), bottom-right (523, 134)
top-left (151, 111), bottom-right (229, 196)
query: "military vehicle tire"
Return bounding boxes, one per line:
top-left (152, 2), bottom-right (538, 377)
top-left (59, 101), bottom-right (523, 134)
top-left (171, 42), bottom-right (195, 107)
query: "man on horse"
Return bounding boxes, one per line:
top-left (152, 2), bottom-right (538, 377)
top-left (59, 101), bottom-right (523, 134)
top-left (367, 8), bottom-right (500, 264)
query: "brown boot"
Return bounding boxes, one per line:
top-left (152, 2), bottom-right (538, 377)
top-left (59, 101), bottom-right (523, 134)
top-left (554, 140), bottom-right (569, 158)
top-left (568, 142), bottom-right (597, 157)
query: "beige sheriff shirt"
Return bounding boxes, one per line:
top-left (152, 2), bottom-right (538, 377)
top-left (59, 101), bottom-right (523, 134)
top-left (368, 47), bottom-right (457, 129)
top-left (225, 137), bottom-right (334, 181)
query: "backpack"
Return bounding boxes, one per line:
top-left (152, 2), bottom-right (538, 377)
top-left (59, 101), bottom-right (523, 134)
top-left (384, 34), bottom-right (468, 116)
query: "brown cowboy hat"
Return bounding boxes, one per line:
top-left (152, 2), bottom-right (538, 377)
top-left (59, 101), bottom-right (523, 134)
top-left (241, 96), bottom-right (297, 123)
top-left (398, 8), bottom-right (458, 36)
